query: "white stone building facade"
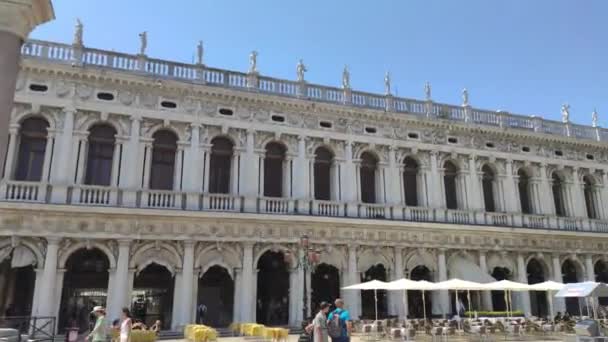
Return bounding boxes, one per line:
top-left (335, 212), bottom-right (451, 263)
top-left (1, 36), bottom-right (608, 331)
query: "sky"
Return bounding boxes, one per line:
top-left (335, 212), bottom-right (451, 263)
top-left (30, 0), bottom-right (608, 127)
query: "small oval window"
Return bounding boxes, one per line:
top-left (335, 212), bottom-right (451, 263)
top-left (586, 154), bottom-right (595, 160)
top-left (29, 84), bottom-right (48, 92)
top-left (97, 92), bottom-right (115, 101)
top-left (219, 108), bottom-right (233, 116)
top-left (271, 115), bottom-right (285, 123)
top-left (319, 121), bottom-right (332, 128)
top-left (161, 101), bottom-right (177, 109)
top-left (522, 146), bottom-right (530, 152)
top-left (407, 133), bottom-right (419, 139)
top-left (485, 142), bottom-right (495, 148)
top-left (365, 127), bottom-right (377, 134)
top-left (448, 137), bottom-right (458, 144)
top-left (554, 150), bottom-right (563, 157)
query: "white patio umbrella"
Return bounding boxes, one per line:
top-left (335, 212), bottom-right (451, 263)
top-left (387, 279), bottom-right (436, 320)
top-left (342, 280), bottom-right (391, 321)
top-left (529, 281), bottom-right (565, 322)
top-left (434, 279), bottom-right (486, 318)
top-left (481, 280), bottom-right (531, 318)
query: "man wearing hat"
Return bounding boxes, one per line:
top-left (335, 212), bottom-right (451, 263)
top-left (86, 306), bottom-right (108, 342)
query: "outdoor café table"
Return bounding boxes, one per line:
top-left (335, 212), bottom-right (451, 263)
top-left (263, 327), bottom-right (289, 342)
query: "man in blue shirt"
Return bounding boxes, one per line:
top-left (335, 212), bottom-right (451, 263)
top-left (327, 298), bottom-right (352, 342)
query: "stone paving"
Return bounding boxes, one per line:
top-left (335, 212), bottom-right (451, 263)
top-left (165, 334), bottom-right (576, 341)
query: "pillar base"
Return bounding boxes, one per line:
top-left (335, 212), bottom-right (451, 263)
top-left (121, 190), bottom-right (138, 207)
top-left (49, 185), bottom-right (69, 204)
top-left (243, 197), bottom-right (257, 213)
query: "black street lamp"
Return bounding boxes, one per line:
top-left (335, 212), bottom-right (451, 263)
top-left (284, 235), bottom-right (321, 342)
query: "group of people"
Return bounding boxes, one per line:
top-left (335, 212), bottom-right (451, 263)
top-left (306, 298), bottom-right (353, 342)
top-left (84, 306), bottom-right (162, 342)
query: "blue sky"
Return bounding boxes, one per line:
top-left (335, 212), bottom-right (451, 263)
top-left (31, 0), bottom-right (608, 127)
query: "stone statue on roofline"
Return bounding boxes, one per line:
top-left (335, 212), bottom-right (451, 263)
top-left (249, 50), bottom-right (258, 73)
top-left (296, 59), bottom-right (307, 82)
top-left (462, 88), bottom-right (469, 106)
top-left (425, 82), bottom-right (432, 101)
top-left (196, 41), bottom-right (204, 65)
top-left (384, 72), bottom-right (391, 95)
top-left (561, 103), bottom-right (570, 123)
top-left (342, 65), bottom-right (351, 89)
top-left (73, 19), bottom-right (84, 47)
top-left (592, 108), bottom-right (599, 128)
top-left (139, 31), bottom-right (147, 56)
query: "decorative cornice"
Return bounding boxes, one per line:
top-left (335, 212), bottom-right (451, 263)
top-left (0, 0), bottom-right (54, 39)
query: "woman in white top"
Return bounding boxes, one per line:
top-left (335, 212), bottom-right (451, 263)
top-left (119, 308), bottom-right (132, 342)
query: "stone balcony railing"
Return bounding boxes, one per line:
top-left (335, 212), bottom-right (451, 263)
top-left (2, 180), bottom-right (608, 233)
top-left (19, 39), bottom-right (608, 143)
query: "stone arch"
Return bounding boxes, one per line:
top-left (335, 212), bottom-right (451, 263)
top-left (58, 241), bottom-right (117, 269)
top-left (12, 110), bottom-right (56, 130)
top-left (0, 239), bottom-right (44, 268)
top-left (79, 117), bottom-right (124, 137)
top-left (486, 252), bottom-right (516, 274)
top-left (145, 123), bottom-right (187, 142)
top-left (525, 254), bottom-right (552, 277)
top-left (259, 137), bottom-right (290, 154)
top-left (195, 245), bottom-right (241, 278)
top-left (561, 256), bottom-right (585, 281)
top-left (404, 249), bottom-right (436, 276)
top-left (317, 247), bottom-right (347, 271)
top-left (357, 248), bottom-right (392, 273)
top-left (208, 133), bottom-right (238, 148)
top-left (307, 141), bottom-right (337, 158)
top-left (130, 242), bottom-right (182, 275)
top-left (438, 155), bottom-right (464, 171)
top-left (253, 244), bottom-right (295, 269)
top-left (354, 148), bottom-right (382, 163)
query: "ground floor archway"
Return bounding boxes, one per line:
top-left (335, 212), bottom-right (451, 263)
top-left (562, 260), bottom-right (581, 315)
top-left (0, 258), bottom-right (35, 317)
top-left (361, 264), bottom-right (388, 319)
top-left (527, 258), bottom-right (547, 317)
top-left (58, 248), bottom-right (109, 333)
top-left (198, 266), bottom-right (234, 327)
top-left (596, 261), bottom-right (608, 305)
top-left (256, 251), bottom-right (289, 325)
top-left (132, 263), bottom-right (174, 330)
top-left (408, 265), bottom-right (432, 318)
top-left (491, 267), bottom-right (511, 311)
top-left (311, 263), bottom-right (340, 312)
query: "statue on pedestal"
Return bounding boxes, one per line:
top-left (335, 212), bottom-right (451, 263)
top-left (462, 88), bottom-right (469, 106)
top-left (425, 82), bottom-right (432, 100)
top-left (196, 41), bottom-right (204, 65)
top-left (342, 65), bottom-right (351, 89)
top-left (592, 109), bottom-right (599, 128)
top-left (138, 31), bottom-right (147, 56)
top-left (249, 51), bottom-right (258, 73)
top-left (561, 104), bottom-right (570, 123)
top-left (384, 72), bottom-right (391, 95)
top-left (296, 59), bottom-right (307, 82)
top-left (73, 19), bottom-right (83, 47)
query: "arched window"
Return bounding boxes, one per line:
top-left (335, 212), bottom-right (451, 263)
top-left (360, 152), bottom-right (378, 204)
top-left (481, 165), bottom-right (496, 212)
top-left (583, 176), bottom-right (598, 219)
top-left (443, 161), bottom-right (458, 210)
top-left (313, 147), bottom-right (333, 201)
top-left (552, 173), bottom-right (566, 217)
top-left (403, 157), bottom-right (419, 206)
top-left (209, 137), bottom-right (233, 194)
top-left (264, 142), bottom-right (286, 197)
top-left (84, 125), bottom-right (116, 186)
top-left (149, 130), bottom-right (178, 190)
top-left (517, 169), bottom-right (532, 214)
top-left (15, 118), bottom-right (49, 181)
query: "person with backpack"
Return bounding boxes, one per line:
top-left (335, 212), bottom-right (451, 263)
top-left (327, 299), bottom-right (352, 342)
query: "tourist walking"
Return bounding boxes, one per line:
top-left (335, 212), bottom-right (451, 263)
top-left (327, 299), bottom-right (352, 342)
top-left (119, 308), bottom-right (132, 342)
top-left (312, 302), bottom-right (331, 342)
top-left (86, 306), bottom-right (108, 342)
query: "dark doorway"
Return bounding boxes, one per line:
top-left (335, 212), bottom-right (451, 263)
top-left (443, 161), bottom-right (458, 209)
top-left (132, 263), bottom-right (175, 330)
top-left (595, 261), bottom-right (608, 305)
top-left (361, 264), bottom-right (388, 319)
top-left (264, 143), bottom-right (286, 198)
top-left (360, 152), bottom-right (378, 204)
top-left (403, 157), bottom-right (419, 206)
top-left (527, 259), bottom-right (548, 318)
top-left (209, 137), bottom-right (233, 194)
top-left (256, 251), bottom-right (289, 325)
top-left (562, 260), bottom-right (579, 315)
top-left (518, 169), bottom-right (532, 214)
top-left (491, 267), bottom-right (511, 311)
top-left (0, 257), bottom-right (35, 318)
top-left (552, 173), bottom-right (566, 217)
top-left (59, 249), bottom-right (109, 333)
top-left (481, 165), bottom-right (496, 212)
top-left (198, 266), bottom-right (234, 327)
top-left (313, 147), bottom-right (333, 201)
top-left (408, 266), bottom-right (432, 318)
top-left (311, 264), bottom-right (340, 312)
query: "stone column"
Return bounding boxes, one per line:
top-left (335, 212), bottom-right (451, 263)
top-left (538, 164), bottom-right (555, 215)
top-left (173, 144), bottom-right (185, 191)
top-left (339, 142), bottom-right (357, 216)
top-left (2, 125), bottom-right (18, 179)
top-left (293, 136), bottom-right (310, 212)
top-left (503, 160), bottom-right (519, 212)
top-left (240, 130), bottom-right (258, 212)
top-left (171, 271), bottom-right (183, 330)
top-left (289, 267), bottom-right (303, 326)
top-left (232, 268), bottom-right (242, 323)
top-left (601, 172), bottom-right (608, 220)
top-left (107, 240), bottom-right (131, 320)
top-left (571, 168), bottom-right (587, 217)
top-left (142, 142), bottom-right (153, 189)
top-left (201, 146), bottom-right (211, 193)
top-left (49, 107), bottom-right (76, 203)
top-left (345, 245), bottom-right (360, 319)
top-left (121, 117), bottom-right (141, 206)
top-left (37, 238), bottom-right (60, 320)
top-left (0, 0), bottom-right (54, 178)
top-left (185, 124), bottom-right (202, 209)
top-left (585, 254), bottom-right (595, 281)
top-left (437, 249), bottom-right (449, 317)
top-left (391, 246), bottom-right (405, 318)
top-left (110, 140), bottom-right (123, 187)
top-left (467, 155), bottom-right (482, 210)
top-left (552, 254), bottom-right (565, 313)
top-left (386, 147), bottom-right (400, 205)
top-left (516, 254), bottom-right (531, 316)
top-left (180, 241), bottom-right (195, 325)
top-left (428, 151), bottom-right (442, 208)
top-left (240, 242), bottom-right (255, 322)
top-left (478, 251), bottom-right (493, 311)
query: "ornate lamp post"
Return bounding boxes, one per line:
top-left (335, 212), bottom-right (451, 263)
top-left (284, 235), bottom-right (321, 341)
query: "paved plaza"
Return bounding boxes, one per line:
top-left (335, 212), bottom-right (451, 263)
top-left (166, 334), bottom-right (577, 341)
